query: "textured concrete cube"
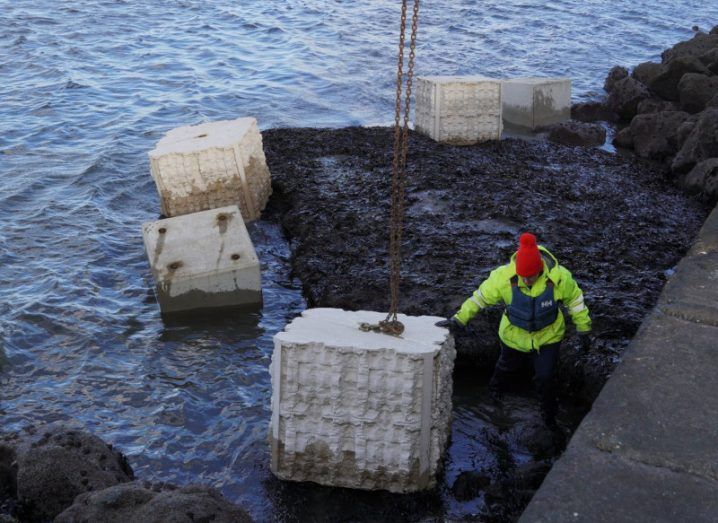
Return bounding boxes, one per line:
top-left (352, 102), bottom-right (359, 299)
top-left (142, 205), bottom-right (262, 313)
top-left (269, 308), bottom-right (455, 493)
top-left (415, 75), bottom-right (503, 144)
top-left (149, 118), bottom-right (272, 221)
top-left (502, 77), bottom-right (572, 130)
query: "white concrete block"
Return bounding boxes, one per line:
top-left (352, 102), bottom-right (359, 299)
top-left (502, 77), bottom-right (572, 130)
top-left (148, 118), bottom-right (272, 221)
top-left (142, 205), bottom-right (262, 313)
top-left (269, 308), bottom-right (455, 492)
top-left (415, 75), bottom-right (503, 144)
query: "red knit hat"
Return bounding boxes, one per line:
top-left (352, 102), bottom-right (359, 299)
top-left (515, 233), bottom-right (543, 277)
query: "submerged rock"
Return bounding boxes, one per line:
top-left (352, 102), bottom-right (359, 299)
top-left (512, 421), bottom-right (562, 460)
top-left (56, 483), bottom-right (252, 523)
top-left (512, 461), bottom-right (552, 490)
top-left (452, 471), bottom-right (491, 501)
top-left (0, 444), bottom-right (16, 499)
top-left (546, 121), bottom-right (606, 147)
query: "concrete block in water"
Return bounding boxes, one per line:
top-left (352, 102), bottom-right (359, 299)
top-left (142, 205), bottom-right (262, 313)
top-left (502, 77), bottom-right (572, 130)
top-left (415, 76), bottom-right (503, 144)
top-left (148, 118), bottom-right (272, 221)
top-left (269, 308), bottom-right (455, 492)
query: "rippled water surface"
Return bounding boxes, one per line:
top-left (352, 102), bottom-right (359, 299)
top-left (1, 1), bottom-right (715, 520)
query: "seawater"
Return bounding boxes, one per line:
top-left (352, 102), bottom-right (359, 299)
top-left (0, 1), bottom-right (715, 519)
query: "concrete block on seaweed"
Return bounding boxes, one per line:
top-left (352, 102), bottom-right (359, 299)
top-left (415, 76), bottom-right (503, 144)
top-left (503, 77), bottom-right (571, 130)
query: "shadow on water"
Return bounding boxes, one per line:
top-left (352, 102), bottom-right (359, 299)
top-left (0, 342), bottom-right (7, 372)
top-left (159, 305), bottom-right (265, 342)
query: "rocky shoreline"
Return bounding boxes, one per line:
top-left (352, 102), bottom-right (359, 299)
top-left (2, 27), bottom-right (716, 523)
top-left (573, 25), bottom-right (718, 202)
top-left (0, 425), bottom-right (251, 522)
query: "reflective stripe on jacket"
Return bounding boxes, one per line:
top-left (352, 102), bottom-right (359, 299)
top-left (453, 246), bottom-right (591, 352)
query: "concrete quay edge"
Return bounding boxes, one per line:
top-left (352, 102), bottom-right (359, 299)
top-left (520, 202), bottom-right (718, 523)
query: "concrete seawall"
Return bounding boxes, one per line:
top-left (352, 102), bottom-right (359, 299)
top-left (520, 205), bottom-right (718, 522)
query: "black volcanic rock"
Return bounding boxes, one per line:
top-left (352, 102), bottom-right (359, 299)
top-left (13, 427), bottom-right (134, 522)
top-left (673, 108), bottom-right (718, 175)
top-left (571, 102), bottom-right (618, 123)
top-left (661, 32), bottom-right (718, 63)
top-left (677, 73), bottom-right (718, 113)
top-left (546, 121), bottom-right (606, 147)
top-left (649, 56), bottom-right (711, 101)
top-left (607, 77), bottom-right (651, 120)
top-left (676, 119), bottom-right (698, 149)
top-left (698, 48), bottom-right (718, 67)
top-left (636, 97), bottom-right (679, 114)
top-left (56, 483), bottom-right (252, 523)
top-left (604, 65), bottom-right (628, 93)
top-left (632, 61), bottom-right (662, 87)
top-left (684, 158), bottom-right (718, 200)
top-left (613, 126), bottom-right (634, 149)
top-left (629, 111), bottom-right (692, 161)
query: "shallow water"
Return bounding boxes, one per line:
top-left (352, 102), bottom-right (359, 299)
top-left (1, 1), bottom-right (715, 520)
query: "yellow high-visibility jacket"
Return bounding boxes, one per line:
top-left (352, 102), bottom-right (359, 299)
top-left (454, 246), bottom-right (591, 352)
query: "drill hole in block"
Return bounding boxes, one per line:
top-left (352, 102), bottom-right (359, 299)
top-left (168, 261), bottom-right (183, 271)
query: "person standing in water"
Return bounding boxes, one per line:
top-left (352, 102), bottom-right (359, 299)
top-left (437, 233), bottom-right (592, 427)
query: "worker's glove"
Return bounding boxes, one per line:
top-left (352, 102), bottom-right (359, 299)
top-left (435, 317), bottom-right (463, 332)
top-left (578, 332), bottom-right (592, 353)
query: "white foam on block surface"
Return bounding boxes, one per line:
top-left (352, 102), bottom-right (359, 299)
top-left (148, 118), bottom-right (272, 221)
top-left (415, 75), bottom-right (503, 144)
top-left (270, 308), bottom-right (456, 493)
top-left (502, 77), bottom-right (572, 129)
top-left (142, 205), bottom-right (262, 313)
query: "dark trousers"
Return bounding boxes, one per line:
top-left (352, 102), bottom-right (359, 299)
top-left (489, 341), bottom-right (560, 418)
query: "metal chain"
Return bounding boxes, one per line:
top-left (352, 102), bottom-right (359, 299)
top-left (373, 0), bottom-right (419, 337)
